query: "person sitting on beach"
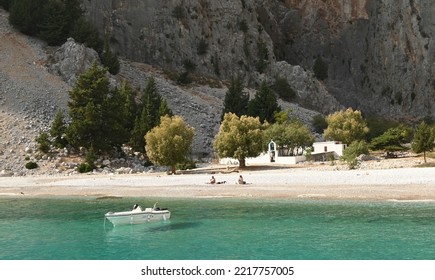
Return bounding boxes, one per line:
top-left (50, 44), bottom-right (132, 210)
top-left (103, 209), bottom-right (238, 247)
top-left (209, 176), bottom-right (216, 184)
top-left (209, 176), bottom-right (226, 184)
top-left (238, 175), bottom-right (246, 185)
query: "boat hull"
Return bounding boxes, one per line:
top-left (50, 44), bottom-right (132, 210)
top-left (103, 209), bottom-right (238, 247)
top-left (105, 210), bottom-right (171, 226)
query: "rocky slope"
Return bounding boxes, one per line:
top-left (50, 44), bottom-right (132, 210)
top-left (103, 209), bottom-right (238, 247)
top-left (0, 7), bottom-right (320, 176)
top-left (83, 0), bottom-right (434, 121)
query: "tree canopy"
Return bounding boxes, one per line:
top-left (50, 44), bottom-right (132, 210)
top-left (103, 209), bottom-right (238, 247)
top-left (145, 115), bottom-right (195, 174)
top-left (247, 81), bottom-right (281, 123)
top-left (66, 62), bottom-right (128, 152)
top-left (264, 120), bottom-right (314, 156)
top-left (323, 108), bottom-right (369, 145)
top-left (213, 113), bottom-right (265, 167)
top-left (412, 121), bottom-right (435, 163)
top-left (130, 77), bottom-right (172, 153)
top-left (369, 125), bottom-right (412, 157)
top-left (221, 76), bottom-right (249, 119)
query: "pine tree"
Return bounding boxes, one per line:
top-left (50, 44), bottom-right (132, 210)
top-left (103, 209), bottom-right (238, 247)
top-left (38, 0), bottom-right (67, 46)
top-left (221, 76), bottom-right (249, 119)
top-left (50, 110), bottom-right (68, 148)
top-left (9, 0), bottom-right (45, 36)
top-left (100, 38), bottom-right (120, 75)
top-left (247, 81), bottom-right (280, 123)
top-left (412, 121), bottom-right (435, 163)
top-left (67, 62), bottom-right (125, 152)
top-left (130, 77), bottom-right (172, 152)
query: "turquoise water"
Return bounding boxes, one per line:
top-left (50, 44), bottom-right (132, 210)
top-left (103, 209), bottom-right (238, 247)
top-left (1, 197), bottom-right (435, 260)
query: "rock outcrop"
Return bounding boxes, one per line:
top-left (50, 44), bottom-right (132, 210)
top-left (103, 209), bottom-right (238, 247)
top-left (83, 0), bottom-right (435, 121)
top-left (82, 0), bottom-right (342, 115)
top-left (48, 38), bottom-right (101, 86)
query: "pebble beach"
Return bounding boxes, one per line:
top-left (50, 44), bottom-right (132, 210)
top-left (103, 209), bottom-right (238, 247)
top-left (1, 162), bottom-right (435, 201)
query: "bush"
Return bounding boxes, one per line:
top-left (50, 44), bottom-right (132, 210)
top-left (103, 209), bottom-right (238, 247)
top-left (25, 161), bottom-right (38, 169)
top-left (272, 77), bottom-right (296, 101)
top-left (77, 163), bottom-right (94, 173)
top-left (341, 140), bottom-right (369, 169)
top-left (100, 40), bottom-right (120, 75)
top-left (176, 160), bottom-right (196, 170)
top-left (312, 114), bottom-right (328, 134)
top-left (36, 132), bottom-right (51, 153)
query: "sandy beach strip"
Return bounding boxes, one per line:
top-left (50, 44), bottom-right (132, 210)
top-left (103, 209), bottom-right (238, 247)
top-left (0, 167), bottom-right (434, 201)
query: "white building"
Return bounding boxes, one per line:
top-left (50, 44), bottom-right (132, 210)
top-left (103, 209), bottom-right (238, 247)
top-left (219, 140), bottom-right (347, 166)
top-left (311, 141), bottom-right (347, 160)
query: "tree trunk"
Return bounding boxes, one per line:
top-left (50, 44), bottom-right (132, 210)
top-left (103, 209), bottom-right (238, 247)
top-left (239, 158), bottom-right (246, 168)
top-left (171, 165), bottom-right (176, 174)
top-left (424, 151), bottom-right (427, 163)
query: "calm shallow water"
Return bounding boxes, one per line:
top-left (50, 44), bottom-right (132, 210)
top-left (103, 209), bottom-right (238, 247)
top-left (1, 196), bottom-right (435, 260)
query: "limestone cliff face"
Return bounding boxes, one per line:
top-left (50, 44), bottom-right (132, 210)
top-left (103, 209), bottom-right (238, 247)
top-left (83, 0), bottom-right (435, 120)
top-left (259, 0), bottom-right (435, 120)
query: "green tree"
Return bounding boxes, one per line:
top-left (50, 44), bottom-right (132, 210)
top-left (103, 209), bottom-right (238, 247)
top-left (369, 125), bottom-right (412, 157)
top-left (9, 0), bottom-right (83, 45)
top-left (264, 120), bottom-right (314, 156)
top-left (324, 108), bottom-right (369, 145)
top-left (412, 121), bottom-right (435, 163)
top-left (341, 140), bottom-right (369, 169)
top-left (37, 0), bottom-right (67, 45)
top-left (70, 17), bottom-right (103, 54)
top-left (66, 62), bottom-right (127, 152)
top-left (36, 132), bottom-right (50, 153)
top-left (9, 0), bottom-right (45, 36)
top-left (118, 81), bottom-right (138, 134)
top-left (214, 113), bottom-right (265, 168)
top-left (100, 38), bottom-right (120, 75)
top-left (221, 76), bottom-right (249, 119)
top-left (145, 115), bottom-right (195, 174)
top-left (248, 81), bottom-right (281, 123)
top-left (63, 0), bottom-right (83, 34)
top-left (130, 77), bottom-right (172, 152)
top-left (365, 116), bottom-right (400, 141)
top-left (312, 114), bottom-right (328, 134)
top-left (272, 77), bottom-right (296, 102)
top-left (50, 110), bottom-right (68, 148)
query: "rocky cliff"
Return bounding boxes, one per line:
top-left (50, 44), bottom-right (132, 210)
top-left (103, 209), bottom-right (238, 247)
top-left (83, 0), bottom-right (435, 121)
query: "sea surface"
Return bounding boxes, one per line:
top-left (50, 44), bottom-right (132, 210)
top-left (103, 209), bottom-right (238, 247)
top-left (1, 196), bottom-right (435, 260)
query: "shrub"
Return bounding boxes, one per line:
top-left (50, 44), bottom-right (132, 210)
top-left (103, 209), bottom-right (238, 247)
top-left (77, 163), bottom-right (94, 173)
top-left (341, 140), bottom-right (369, 169)
top-left (36, 132), bottom-right (50, 153)
top-left (25, 161), bottom-right (38, 169)
top-left (272, 77), bottom-right (296, 101)
top-left (176, 160), bottom-right (196, 170)
top-left (312, 114), bottom-right (328, 134)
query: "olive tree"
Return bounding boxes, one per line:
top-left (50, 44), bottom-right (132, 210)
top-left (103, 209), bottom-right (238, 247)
top-left (145, 115), bottom-right (195, 174)
top-left (264, 120), bottom-right (314, 156)
top-left (213, 113), bottom-right (265, 168)
top-left (324, 108), bottom-right (369, 145)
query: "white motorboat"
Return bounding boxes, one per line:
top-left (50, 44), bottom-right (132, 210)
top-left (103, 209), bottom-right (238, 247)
top-left (105, 202), bottom-right (171, 226)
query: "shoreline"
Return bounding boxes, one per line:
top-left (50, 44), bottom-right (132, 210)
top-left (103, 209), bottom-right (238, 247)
top-left (1, 166), bottom-right (435, 201)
